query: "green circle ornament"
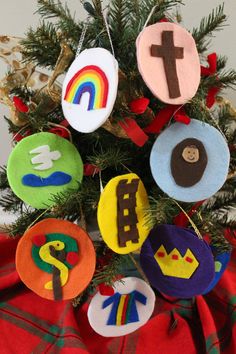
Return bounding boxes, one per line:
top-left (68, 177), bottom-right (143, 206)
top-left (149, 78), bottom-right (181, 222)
top-left (7, 132), bottom-right (83, 209)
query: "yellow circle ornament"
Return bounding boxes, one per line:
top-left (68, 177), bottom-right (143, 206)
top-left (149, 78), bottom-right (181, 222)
top-left (97, 173), bottom-right (151, 254)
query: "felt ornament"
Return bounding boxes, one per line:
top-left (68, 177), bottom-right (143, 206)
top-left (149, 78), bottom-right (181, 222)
top-left (136, 22), bottom-right (200, 105)
top-left (7, 132), bottom-right (83, 209)
top-left (16, 218), bottom-right (96, 301)
top-left (150, 119), bottom-right (230, 202)
top-left (97, 173), bottom-right (151, 254)
top-left (87, 277), bottom-right (155, 337)
top-left (203, 248), bottom-right (231, 294)
top-left (62, 48), bottom-right (119, 133)
top-left (140, 225), bottom-right (215, 298)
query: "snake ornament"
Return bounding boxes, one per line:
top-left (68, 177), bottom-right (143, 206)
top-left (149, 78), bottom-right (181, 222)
top-left (39, 240), bottom-right (69, 289)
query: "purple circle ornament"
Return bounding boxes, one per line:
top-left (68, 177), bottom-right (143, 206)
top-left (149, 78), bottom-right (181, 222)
top-left (140, 224), bottom-right (215, 298)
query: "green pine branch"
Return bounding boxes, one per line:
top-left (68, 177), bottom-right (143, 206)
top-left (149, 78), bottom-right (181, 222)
top-left (21, 22), bottom-right (61, 68)
top-left (192, 4), bottom-right (227, 53)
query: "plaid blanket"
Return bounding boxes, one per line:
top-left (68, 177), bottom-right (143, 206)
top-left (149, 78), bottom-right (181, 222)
top-left (0, 233), bottom-right (235, 354)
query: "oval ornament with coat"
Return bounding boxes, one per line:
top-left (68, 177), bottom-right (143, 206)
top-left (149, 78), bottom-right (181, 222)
top-left (136, 22), bottom-right (201, 105)
top-left (97, 173), bottom-right (151, 254)
top-left (62, 48), bottom-right (119, 133)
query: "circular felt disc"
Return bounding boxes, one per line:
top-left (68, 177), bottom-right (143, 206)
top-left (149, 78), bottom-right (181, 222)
top-left (7, 132), bottom-right (83, 209)
top-left (203, 248), bottom-right (231, 294)
top-left (140, 224), bottom-right (215, 298)
top-left (88, 277), bottom-right (155, 337)
top-left (97, 173), bottom-right (151, 254)
top-left (150, 119), bottom-right (230, 202)
top-left (136, 22), bottom-right (200, 105)
top-left (62, 48), bottom-right (119, 133)
top-left (16, 218), bottom-right (96, 301)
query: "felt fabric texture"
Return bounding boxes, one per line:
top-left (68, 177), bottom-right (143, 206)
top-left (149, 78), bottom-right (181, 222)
top-left (118, 118), bottom-right (149, 147)
top-left (140, 225), bottom-right (215, 298)
top-left (62, 48), bottom-right (118, 133)
top-left (1, 233), bottom-right (236, 353)
top-left (170, 138), bottom-right (208, 187)
top-left (32, 232), bottom-right (79, 273)
top-left (16, 218), bottom-right (96, 301)
top-left (151, 30), bottom-right (184, 99)
top-left (116, 178), bottom-right (140, 247)
top-left (22, 171), bottom-right (72, 187)
top-left (102, 291), bottom-right (147, 326)
top-left (150, 119), bottom-right (230, 202)
top-left (88, 277), bottom-right (155, 337)
top-left (7, 132), bottom-right (83, 209)
top-left (203, 248), bottom-right (231, 295)
top-left (97, 173), bottom-right (151, 254)
top-left (136, 22), bottom-right (200, 105)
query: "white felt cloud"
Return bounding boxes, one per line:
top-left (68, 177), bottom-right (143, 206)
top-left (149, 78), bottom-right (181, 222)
top-left (150, 119), bottom-right (230, 202)
top-left (87, 277), bottom-right (155, 337)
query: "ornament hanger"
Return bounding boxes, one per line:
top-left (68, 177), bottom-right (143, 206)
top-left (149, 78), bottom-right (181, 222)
top-left (76, 3), bottom-right (115, 58)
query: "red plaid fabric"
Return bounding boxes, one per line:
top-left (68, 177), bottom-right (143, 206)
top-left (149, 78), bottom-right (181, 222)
top-left (0, 233), bottom-right (235, 354)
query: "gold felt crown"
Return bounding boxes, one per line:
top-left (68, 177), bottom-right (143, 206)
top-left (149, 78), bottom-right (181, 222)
top-left (154, 245), bottom-right (199, 279)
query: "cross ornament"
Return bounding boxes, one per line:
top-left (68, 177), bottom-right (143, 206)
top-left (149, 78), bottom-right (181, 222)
top-left (151, 31), bottom-right (184, 99)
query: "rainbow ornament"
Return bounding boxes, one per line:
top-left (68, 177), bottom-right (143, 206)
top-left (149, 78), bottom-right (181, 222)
top-left (64, 65), bottom-right (109, 111)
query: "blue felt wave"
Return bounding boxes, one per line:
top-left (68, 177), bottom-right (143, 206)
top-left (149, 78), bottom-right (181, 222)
top-left (22, 171), bottom-right (72, 187)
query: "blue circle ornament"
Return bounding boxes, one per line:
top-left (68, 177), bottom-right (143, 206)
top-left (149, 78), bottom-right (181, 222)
top-left (203, 247), bottom-right (231, 294)
top-left (150, 119), bottom-right (230, 202)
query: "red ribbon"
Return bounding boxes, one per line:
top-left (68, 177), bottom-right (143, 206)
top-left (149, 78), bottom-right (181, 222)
top-left (144, 105), bottom-right (191, 134)
top-left (119, 118), bottom-right (149, 147)
top-left (129, 97), bottom-right (150, 115)
top-left (48, 127), bottom-right (70, 139)
top-left (174, 201), bottom-right (205, 228)
top-left (13, 96), bottom-right (29, 113)
top-left (201, 53), bottom-right (219, 108)
top-left (206, 86), bottom-right (220, 109)
top-left (83, 164), bottom-right (100, 176)
top-left (201, 53), bottom-right (217, 76)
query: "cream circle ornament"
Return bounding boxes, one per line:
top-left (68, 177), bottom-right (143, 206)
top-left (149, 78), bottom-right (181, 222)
top-left (87, 277), bottom-right (156, 337)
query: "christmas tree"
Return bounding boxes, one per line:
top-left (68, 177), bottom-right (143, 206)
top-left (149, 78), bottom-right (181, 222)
top-left (0, 0), bottom-right (236, 332)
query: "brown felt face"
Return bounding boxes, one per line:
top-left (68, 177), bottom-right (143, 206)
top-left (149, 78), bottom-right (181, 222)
top-left (171, 138), bottom-right (208, 187)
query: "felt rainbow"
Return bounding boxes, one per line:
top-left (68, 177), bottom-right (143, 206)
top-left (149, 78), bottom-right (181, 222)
top-left (64, 65), bottom-right (109, 111)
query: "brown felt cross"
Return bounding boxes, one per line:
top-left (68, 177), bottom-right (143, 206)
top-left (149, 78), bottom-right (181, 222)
top-left (151, 30), bottom-right (184, 99)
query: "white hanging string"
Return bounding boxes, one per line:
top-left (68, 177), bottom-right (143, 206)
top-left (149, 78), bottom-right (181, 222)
top-left (102, 7), bottom-right (115, 57)
top-left (76, 20), bottom-right (89, 57)
top-left (99, 170), bottom-right (104, 193)
top-left (143, 4), bottom-right (159, 30)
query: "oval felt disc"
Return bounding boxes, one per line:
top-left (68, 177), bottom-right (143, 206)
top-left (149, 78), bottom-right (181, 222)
top-left (97, 173), bottom-right (151, 254)
top-left (203, 247), bottom-right (231, 294)
top-left (150, 119), bottom-right (230, 202)
top-left (140, 224), bottom-right (215, 298)
top-left (7, 132), bottom-right (83, 209)
top-left (62, 48), bottom-right (119, 133)
top-left (88, 277), bottom-right (155, 337)
top-left (16, 218), bottom-right (96, 301)
top-left (136, 22), bottom-right (200, 105)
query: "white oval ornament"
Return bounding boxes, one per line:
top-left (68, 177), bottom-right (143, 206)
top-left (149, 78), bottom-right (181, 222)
top-left (136, 22), bottom-right (200, 105)
top-left (62, 48), bottom-right (119, 133)
top-left (88, 277), bottom-right (155, 337)
top-left (150, 119), bottom-right (230, 202)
